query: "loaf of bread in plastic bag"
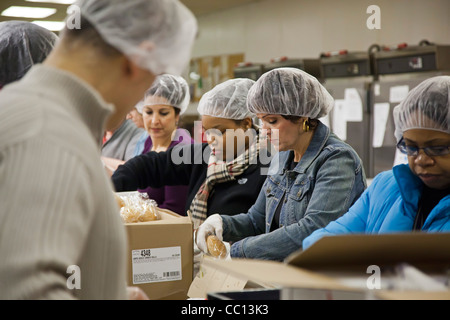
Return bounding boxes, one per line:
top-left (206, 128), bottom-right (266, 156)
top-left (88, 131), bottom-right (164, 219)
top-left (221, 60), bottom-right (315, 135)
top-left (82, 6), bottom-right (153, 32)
top-left (206, 235), bottom-right (227, 259)
top-left (115, 193), bottom-right (160, 223)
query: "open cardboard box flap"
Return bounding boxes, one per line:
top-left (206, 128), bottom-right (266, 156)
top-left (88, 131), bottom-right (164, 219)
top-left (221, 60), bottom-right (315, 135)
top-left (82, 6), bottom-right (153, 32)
top-left (125, 210), bottom-right (189, 225)
top-left (195, 232), bottom-right (450, 298)
top-left (286, 232), bottom-right (450, 271)
top-left (202, 258), bottom-right (351, 291)
top-left (375, 290), bottom-right (450, 300)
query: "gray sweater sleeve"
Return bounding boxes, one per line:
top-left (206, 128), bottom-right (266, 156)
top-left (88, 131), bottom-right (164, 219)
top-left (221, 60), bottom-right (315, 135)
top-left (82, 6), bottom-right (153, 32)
top-left (0, 137), bottom-right (128, 299)
top-left (0, 65), bottom-right (128, 300)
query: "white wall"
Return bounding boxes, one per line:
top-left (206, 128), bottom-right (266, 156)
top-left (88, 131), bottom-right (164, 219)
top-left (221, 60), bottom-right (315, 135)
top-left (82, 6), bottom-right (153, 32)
top-left (192, 0), bottom-right (450, 62)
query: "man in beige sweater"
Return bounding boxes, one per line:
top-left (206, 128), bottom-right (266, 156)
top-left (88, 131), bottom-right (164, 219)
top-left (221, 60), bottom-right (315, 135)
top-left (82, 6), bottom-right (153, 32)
top-left (0, 0), bottom-right (197, 299)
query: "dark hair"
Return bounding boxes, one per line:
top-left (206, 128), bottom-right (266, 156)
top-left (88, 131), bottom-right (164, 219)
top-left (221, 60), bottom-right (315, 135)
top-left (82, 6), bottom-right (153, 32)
top-left (395, 77), bottom-right (449, 133)
top-left (143, 104), bottom-right (181, 117)
top-left (0, 21), bottom-right (58, 86)
top-left (411, 89), bottom-right (448, 129)
top-left (144, 75), bottom-right (188, 114)
top-left (281, 115), bottom-right (319, 130)
top-left (232, 118), bottom-right (256, 130)
top-left (61, 15), bottom-right (121, 57)
top-left (145, 84), bottom-right (187, 109)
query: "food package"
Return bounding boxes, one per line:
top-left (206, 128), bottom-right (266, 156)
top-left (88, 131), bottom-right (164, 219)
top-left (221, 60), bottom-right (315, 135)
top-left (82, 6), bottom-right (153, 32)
top-left (115, 192), bottom-right (160, 223)
top-left (206, 235), bottom-right (228, 259)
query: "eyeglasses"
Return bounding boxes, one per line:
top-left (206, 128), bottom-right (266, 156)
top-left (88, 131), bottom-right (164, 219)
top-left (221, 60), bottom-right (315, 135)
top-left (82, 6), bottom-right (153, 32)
top-left (397, 138), bottom-right (450, 157)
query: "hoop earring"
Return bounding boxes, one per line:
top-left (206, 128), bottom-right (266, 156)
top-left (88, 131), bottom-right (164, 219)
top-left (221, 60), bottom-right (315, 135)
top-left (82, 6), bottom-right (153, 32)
top-left (303, 120), bottom-right (310, 132)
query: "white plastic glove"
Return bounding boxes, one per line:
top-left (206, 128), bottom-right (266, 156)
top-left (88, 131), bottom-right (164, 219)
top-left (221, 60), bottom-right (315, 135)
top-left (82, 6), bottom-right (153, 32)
top-left (195, 214), bottom-right (223, 254)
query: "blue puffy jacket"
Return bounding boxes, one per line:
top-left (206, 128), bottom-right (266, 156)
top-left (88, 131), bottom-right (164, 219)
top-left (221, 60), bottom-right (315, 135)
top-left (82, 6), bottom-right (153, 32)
top-left (303, 164), bottom-right (450, 250)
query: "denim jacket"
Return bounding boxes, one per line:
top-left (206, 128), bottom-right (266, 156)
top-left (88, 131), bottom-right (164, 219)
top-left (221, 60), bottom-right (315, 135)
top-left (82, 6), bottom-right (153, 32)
top-left (221, 121), bottom-right (367, 261)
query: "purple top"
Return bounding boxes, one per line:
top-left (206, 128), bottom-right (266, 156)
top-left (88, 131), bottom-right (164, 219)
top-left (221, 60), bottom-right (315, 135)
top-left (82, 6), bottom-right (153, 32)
top-left (138, 129), bottom-right (193, 216)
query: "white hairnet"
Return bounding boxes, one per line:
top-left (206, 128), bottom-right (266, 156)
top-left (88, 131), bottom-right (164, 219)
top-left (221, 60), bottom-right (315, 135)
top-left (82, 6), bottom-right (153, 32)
top-left (0, 21), bottom-right (57, 87)
top-left (144, 74), bottom-right (190, 114)
top-left (247, 68), bottom-right (334, 118)
top-left (74, 0), bottom-right (197, 76)
top-left (198, 78), bottom-right (256, 120)
top-left (393, 76), bottom-right (450, 142)
top-left (134, 100), bottom-right (145, 114)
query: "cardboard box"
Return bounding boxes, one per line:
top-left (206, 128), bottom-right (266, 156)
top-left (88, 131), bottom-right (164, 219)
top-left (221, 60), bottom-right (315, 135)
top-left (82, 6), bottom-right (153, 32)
top-left (208, 288), bottom-right (280, 300)
top-left (188, 256), bottom-right (276, 299)
top-left (197, 233), bottom-right (450, 300)
top-left (188, 255), bottom-right (358, 299)
top-left (285, 232), bottom-right (450, 271)
top-left (207, 287), bottom-right (367, 300)
top-left (118, 192), bottom-right (193, 300)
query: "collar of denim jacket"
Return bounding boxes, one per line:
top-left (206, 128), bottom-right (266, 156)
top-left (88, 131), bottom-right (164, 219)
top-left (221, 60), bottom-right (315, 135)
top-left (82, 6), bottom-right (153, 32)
top-left (276, 121), bottom-right (330, 175)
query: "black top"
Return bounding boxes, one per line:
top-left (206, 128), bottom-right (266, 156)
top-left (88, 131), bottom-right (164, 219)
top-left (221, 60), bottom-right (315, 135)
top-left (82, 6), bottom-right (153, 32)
top-left (413, 185), bottom-right (450, 230)
top-left (112, 143), bottom-right (271, 217)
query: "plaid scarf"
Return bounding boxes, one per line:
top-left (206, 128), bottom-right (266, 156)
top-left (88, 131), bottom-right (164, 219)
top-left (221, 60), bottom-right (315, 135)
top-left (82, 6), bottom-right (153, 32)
top-left (190, 136), bottom-right (260, 229)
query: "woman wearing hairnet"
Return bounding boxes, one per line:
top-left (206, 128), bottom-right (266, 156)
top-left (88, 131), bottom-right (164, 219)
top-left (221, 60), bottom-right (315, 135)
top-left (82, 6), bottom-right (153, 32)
top-left (303, 76), bottom-right (450, 250)
top-left (0, 21), bottom-right (58, 89)
top-left (112, 78), bottom-right (271, 227)
top-left (141, 74), bottom-right (192, 153)
top-left (137, 74), bottom-right (193, 215)
top-left (196, 68), bottom-right (367, 261)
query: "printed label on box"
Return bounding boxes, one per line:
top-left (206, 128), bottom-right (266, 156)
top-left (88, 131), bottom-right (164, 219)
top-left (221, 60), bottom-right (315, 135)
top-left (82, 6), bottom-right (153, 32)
top-left (132, 246), bottom-right (182, 284)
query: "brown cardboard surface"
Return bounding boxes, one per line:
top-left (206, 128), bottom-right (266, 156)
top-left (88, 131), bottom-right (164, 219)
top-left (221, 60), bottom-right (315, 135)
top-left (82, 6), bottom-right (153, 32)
top-left (201, 258), bottom-right (352, 291)
top-left (188, 257), bottom-right (252, 299)
top-left (119, 193), bottom-right (193, 300)
top-left (188, 255), bottom-right (278, 298)
top-left (194, 233), bottom-right (450, 299)
top-left (375, 290), bottom-right (450, 300)
top-left (286, 232), bottom-right (450, 271)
